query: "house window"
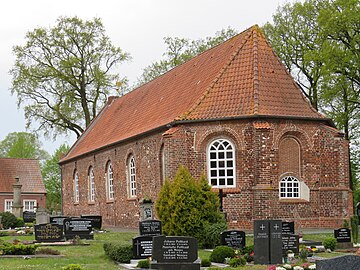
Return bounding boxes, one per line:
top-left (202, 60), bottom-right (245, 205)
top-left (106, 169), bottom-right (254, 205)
top-left (279, 176), bottom-right (300, 198)
top-left (74, 171), bottom-right (79, 203)
top-left (88, 167), bottom-right (95, 202)
top-left (23, 200), bottom-right (37, 212)
top-left (4, 200), bottom-right (13, 213)
top-left (128, 156), bottom-right (137, 198)
top-left (106, 162), bottom-right (114, 200)
top-left (207, 138), bottom-right (236, 188)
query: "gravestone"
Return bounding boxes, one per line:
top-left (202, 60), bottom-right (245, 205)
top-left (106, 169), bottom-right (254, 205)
top-left (151, 235), bottom-right (200, 270)
top-left (254, 220), bottom-right (270, 264)
top-left (220, 230), bottom-right (246, 249)
top-left (140, 201), bottom-right (154, 221)
top-left (139, 219), bottom-right (162, 236)
top-left (34, 223), bottom-right (64, 242)
top-left (36, 208), bottom-right (50, 225)
top-left (81, 215), bottom-right (102, 230)
top-left (269, 220), bottom-right (282, 264)
top-left (334, 227), bottom-right (352, 249)
top-left (254, 220), bottom-right (282, 265)
top-left (316, 255), bottom-right (360, 270)
top-left (282, 221), bottom-right (295, 234)
top-left (282, 234), bottom-right (300, 255)
top-left (50, 216), bottom-right (69, 226)
top-left (63, 218), bottom-right (93, 239)
top-left (23, 211), bottom-right (36, 223)
top-left (133, 235), bottom-right (153, 259)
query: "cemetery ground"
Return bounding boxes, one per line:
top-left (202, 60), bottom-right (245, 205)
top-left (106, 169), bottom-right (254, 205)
top-left (0, 231), bottom-right (353, 270)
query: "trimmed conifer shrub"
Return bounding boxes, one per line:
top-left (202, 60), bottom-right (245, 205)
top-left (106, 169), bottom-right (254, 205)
top-left (155, 166), bottom-right (224, 243)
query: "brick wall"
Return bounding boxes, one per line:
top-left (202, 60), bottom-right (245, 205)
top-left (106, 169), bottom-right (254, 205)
top-left (61, 118), bottom-right (353, 229)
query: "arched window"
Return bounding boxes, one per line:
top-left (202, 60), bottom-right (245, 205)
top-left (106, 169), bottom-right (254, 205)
top-left (88, 166), bottom-right (95, 202)
top-left (74, 170), bottom-right (79, 203)
top-left (160, 144), bottom-right (166, 185)
top-left (279, 137), bottom-right (301, 176)
top-left (279, 176), bottom-right (300, 198)
top-left (207, 138), bottom-right (236, 188)
top-left (128, 156), bottom-right (137, 197)
top-left (106, 162), bottom-right (114, 200)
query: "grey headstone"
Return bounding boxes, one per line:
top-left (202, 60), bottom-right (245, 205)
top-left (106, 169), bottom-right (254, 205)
top-left (220, 230), bottom-right (246, 249)
top-left (316, 255), bottom-right (360, 270)
top-left (254, 220), bottom-right (270, 264)
top-left (133, 235), bottom-right (153, 259)
top-left (269, 220), bottom-right (282, 264)
top-left (36, 208), bottom-right (50, 225)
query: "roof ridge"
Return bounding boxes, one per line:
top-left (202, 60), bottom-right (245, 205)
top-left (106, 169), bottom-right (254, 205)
top-left (252, 27), bottom-right (260, 115)
top-left (178, 26), bottom-right (255, 120)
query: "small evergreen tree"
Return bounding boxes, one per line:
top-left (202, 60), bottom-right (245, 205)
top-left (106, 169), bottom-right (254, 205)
top-left (156, 166), bottom-right (224, 241)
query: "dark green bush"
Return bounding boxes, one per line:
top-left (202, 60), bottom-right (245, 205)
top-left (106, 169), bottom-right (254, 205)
top-left (15, 218), bottom-right (25, 228)
top-left (229, 256), bottom-right (246, 267)
top-left (351, 216), bottom-right (359, 243)
top-left (136, 259), bottom-right (150, 268)
top-left (199, 220), bottom-right (227, 248)
top-left (240, 245), bottom-right (254, 255)
top-left (0, 212), bottom-right (22, 229)
top-left (210, 246), bottom-right (235, 263)
top-left (103, 242), bottom-right (133, 263)
top-left (62, 264), bottom-right (84, 270)
top-left (156, 166), bottom-right (223, 238)
top-left (201, 258), bottom-right (211, 267)
top-left (323, 237), bottom-right (337, 251)
top-left (0, 242), bottom-right (38, 255)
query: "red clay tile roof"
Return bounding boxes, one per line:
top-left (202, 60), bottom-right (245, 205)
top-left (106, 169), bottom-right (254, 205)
top-left (61, 25), bottom-right (329, 163)
top-left (0, 158), bottom-right (46, 193)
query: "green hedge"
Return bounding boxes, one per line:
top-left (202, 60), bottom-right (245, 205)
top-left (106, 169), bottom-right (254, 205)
top-left (103, 242), bottom-right (133, 263)
top-left (0, 242), bottom-right (38, 255)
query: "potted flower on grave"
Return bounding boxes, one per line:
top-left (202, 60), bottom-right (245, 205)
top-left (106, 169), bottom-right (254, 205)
top-left (287, 250), bottom-right (295, 258)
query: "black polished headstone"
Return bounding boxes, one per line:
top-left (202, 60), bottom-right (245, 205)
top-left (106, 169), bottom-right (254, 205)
top-left (254, 220), bottom-right (270, 264)
top-left (139, 219), bottom-right (162, 236)
top-left (63, 218), bottom-right (93, 239)
top-left (23, 211), bottom-right (36, 223)
top-left (282, 221), bottom-right (295, 234)
top-left (316, 255), bottom-right (360, 270)
top-left (50, 216), bottom-right (69, 226)
top-left (270, 220), bottom-right (282, 264)
top-left (34, 223), bottom-right (64, 242)
top-left (81, 215), bottom-right (102, 230)
top-left (152, 236), bottom-right (198, 263)
top-left (334, 228), bottom-right (351, 243)
top-left (220, 230), bottom-right (246, 249)
top-left (282, 234), bottom-right (299, 255)
top-left (133, 235), bottom-right (153, 259)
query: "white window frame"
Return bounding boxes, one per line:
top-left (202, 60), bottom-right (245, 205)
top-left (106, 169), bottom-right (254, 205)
top-left (23, 200), bottom-right (37, 212)
top-left (279, 176), bottom-right (300, 198)
top-left (88, 167), bottom-right (95, 202)
top-left (4, 199), bottom-right (13, 213)
top-left (106, 162), bottom-right (114, 200)
top-left (74, 171), bottom-right (79, 203)
top-left (128, 156), bottom-right (137, 198)
top-left (207, 138), bottom-right (236, 188)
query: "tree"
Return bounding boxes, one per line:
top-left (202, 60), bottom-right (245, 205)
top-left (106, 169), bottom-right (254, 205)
top-left (41, 144), bottom-right (70, 212)
top-left (137, 28), bottom-right (237, 85)
top-left (155, 166), bottom-right (223, 241)
top-left (10, 16), bottom-right (130, 138)
top-left (0, 132), bottom-right (49, 160)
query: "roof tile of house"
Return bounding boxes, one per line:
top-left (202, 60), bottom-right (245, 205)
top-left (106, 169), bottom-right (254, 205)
top-left (61, 25), bottom-right (328, 162)
top-left (0, 158), bottom-right (46, 193)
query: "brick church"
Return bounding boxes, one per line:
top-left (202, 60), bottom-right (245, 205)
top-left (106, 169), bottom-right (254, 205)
top-left (60, 25), bottom-right (353, 230)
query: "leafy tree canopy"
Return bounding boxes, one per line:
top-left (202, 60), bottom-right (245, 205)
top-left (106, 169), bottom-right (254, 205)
top-left (137, 27), bottom-right (237, 85)
top-left (41, 144), bottom-right (70, 212)
top-left (0, 132), bottom-right (49, 160)
top-left (10, 16), bottom-right (130, 138)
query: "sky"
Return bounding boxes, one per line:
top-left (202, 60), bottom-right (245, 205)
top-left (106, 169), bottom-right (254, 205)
top-left (0, 0), bottom-right (296, 155)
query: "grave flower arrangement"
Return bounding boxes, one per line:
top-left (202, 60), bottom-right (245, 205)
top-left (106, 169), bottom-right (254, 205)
top-left (268, 263), bottom-right (316, 270)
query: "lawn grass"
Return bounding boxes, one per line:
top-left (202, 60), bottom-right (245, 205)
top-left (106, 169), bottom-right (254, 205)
top-left (0, 231), bottom-right (354, 270)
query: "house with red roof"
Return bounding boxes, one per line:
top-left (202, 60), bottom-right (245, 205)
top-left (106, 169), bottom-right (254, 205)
top-left (0, 158), bottom-right (46, 213)
top-left (60, 26), bottom-right (353, 229)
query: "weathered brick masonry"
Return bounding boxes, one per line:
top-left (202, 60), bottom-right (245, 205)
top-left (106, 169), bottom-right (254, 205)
top-left (60, 25), bottom-right (353, 230)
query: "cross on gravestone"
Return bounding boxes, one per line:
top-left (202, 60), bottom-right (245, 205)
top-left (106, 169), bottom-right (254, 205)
top-left (132, 235), bottom-right (153, 259)
top-left (260, 224), bottom-right (266, 230)
top-left (274, 224), bottom-right (279, 230)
